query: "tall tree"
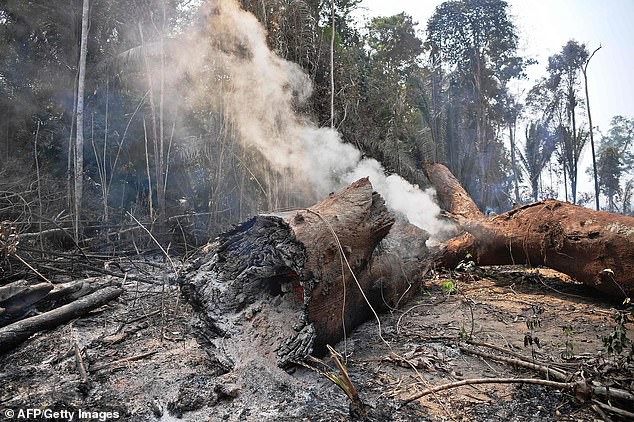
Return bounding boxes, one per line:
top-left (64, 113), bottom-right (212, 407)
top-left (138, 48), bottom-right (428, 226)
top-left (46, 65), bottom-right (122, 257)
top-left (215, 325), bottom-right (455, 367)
top-left (519, 121), bottom-right (557, 202)
top-left (597, 146), bottom-right (622, 212)
top-left (425, 0), bottom-right (527, 209)
top-left (330, 0), bottom-right (335, 128)
top-left (546, 40), bottom-right (589, 204)
top-left (559, 124), bottom-right (588, 205)
top-left (362, 13), bottom-right (425, 176)
top-left (582, 45), bottom-right (601, 210)
top-left (74, 0), bottom-right (90, 240)
top-left (602, 115), bottom-right (634, 173)
top-left (596, 115), bottom-right (634, 214)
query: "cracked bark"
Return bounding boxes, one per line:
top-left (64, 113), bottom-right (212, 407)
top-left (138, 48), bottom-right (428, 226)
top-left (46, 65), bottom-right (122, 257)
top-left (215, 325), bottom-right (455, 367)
top-left (424, 163), bottom-right (634, 300)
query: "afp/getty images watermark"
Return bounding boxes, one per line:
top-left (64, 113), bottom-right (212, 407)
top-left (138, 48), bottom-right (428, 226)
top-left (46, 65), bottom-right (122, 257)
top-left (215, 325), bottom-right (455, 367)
top-left (2, 408), bottom-right (121, 421)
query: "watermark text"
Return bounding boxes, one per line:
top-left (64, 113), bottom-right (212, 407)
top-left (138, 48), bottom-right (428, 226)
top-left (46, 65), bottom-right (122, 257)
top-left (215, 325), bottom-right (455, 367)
top-left (3, 407), bottom-right (120, 421)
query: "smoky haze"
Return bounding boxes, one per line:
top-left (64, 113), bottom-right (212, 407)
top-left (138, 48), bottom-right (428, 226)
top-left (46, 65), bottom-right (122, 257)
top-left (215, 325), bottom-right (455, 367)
top-left (186, 0), bottom-right (452, 241)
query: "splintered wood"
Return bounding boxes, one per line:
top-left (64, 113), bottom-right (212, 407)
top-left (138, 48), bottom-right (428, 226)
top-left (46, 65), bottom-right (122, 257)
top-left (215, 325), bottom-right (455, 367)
top-left (180, 178), bottom-right (427, 367)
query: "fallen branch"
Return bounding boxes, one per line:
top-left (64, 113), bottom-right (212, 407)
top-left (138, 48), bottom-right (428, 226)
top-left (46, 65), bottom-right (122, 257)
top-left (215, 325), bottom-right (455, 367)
top-left (459, 344), bottom-right (569, 382)
top-left (458, 343), bottom-right (634, 413)
top-left (592, 399), bottom-right (634, 419)
top-left (0, 281), bottom-right (54, 326)
top-left (589, 382), bottom-right (634, 403)
top-left (126, 212), bottom-right (178, 276)
top-left (74, 342), bottom-right (88, 384)
top-left (401, 377), bottom-right (576, 407)
top-left (0, 286), bottom-right (123, 352)
top-left (76, 262), bottom-right (163, 285)
top-left (13, 253), bottom-right (53, 284)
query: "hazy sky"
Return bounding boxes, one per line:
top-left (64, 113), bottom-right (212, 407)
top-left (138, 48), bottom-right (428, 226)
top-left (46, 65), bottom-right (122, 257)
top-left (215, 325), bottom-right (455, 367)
top-left (355, 0), bottom-right (634, 192)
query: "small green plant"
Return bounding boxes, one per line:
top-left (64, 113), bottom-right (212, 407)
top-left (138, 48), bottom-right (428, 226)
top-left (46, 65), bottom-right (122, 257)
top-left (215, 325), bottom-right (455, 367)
top-left (441, 279), bottom-right (456, 295)
top-left (562, 325), bottom-right (575, 359)
top-left (603, 298), bottom-right (634, 364)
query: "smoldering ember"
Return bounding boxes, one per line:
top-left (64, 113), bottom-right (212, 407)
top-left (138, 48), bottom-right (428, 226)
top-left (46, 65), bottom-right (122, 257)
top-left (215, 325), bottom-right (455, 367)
top-left (0, 0), bottom-right (633, 421)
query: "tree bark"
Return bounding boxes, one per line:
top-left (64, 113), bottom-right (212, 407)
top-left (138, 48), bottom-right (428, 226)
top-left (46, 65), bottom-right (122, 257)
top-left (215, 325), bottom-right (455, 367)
top-left (182, 165), bottom-right (633, 371)
top-left (424, 163), bottom-right (634, 300)
top-left (74, 0), bottom-right (89, 241)
top-left (180, 178), bottom-right (425, 367)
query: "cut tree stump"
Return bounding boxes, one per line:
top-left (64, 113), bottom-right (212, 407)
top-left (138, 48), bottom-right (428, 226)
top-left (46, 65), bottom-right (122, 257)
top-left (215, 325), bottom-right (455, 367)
top-left (180, 178), bottom-right (427, 368)
top-left (423, 163), bottom-right (634, 300)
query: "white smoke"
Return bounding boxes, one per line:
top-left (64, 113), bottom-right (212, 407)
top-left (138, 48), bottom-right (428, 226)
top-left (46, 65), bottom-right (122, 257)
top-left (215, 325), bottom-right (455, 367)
top-left (191, 0), bottom-right (453, 241)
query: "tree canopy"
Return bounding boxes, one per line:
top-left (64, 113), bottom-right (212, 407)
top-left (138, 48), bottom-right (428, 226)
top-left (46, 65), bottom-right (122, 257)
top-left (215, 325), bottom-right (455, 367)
top-left (0, 0), bottom-right (630, 248)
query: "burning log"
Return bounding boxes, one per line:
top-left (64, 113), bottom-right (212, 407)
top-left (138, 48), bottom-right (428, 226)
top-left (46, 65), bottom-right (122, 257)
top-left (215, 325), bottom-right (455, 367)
top-left (424, 163), bottom-right (634, 300)
top-left (180, 178), bottom-right (426, 367)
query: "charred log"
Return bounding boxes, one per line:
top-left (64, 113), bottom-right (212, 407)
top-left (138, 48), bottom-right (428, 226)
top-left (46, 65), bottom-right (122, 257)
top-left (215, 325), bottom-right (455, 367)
top-left (0, 277), bottom-right (121, 328)
top-left (0, 285), bottom-right (123, 352)
top-left (180, 178), bottom-right (425, 367)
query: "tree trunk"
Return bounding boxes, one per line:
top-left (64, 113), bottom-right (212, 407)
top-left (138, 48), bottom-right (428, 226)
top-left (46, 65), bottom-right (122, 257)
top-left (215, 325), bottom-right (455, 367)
top-left (329, 0), bottom-right (335, 128)
top-left (424, 163), bottom-right (634, 300)
top-left (74, 0), bottom-right (89, 241)
top-left (182, 165), bottom-right (633, 371)
top-left (510, 122), bottom-right (520, 204)
top-left (180, 178), bottom-right (427, 368)
top-left (584, 46), bottom-right (602, 211)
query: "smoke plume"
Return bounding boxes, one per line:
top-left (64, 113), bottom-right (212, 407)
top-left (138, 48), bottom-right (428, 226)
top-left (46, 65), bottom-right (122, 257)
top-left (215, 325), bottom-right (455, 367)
top-left (190, 0), bottom-right (452, 241)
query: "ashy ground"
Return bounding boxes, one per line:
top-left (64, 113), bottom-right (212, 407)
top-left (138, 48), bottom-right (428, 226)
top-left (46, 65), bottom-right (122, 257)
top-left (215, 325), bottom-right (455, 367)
top-left (1, 262), bottom-right (632, 421)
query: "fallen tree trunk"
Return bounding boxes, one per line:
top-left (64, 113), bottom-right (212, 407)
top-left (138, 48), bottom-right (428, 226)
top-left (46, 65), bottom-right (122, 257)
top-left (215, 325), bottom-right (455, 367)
top-left (0, 285), bottom-right (123, 352)
top-left (182, 165), bottom-right (633, 371)
top-left (423, 163), bottom-right (634, 300)
top-left (181, 178), bottom-right (426, 368)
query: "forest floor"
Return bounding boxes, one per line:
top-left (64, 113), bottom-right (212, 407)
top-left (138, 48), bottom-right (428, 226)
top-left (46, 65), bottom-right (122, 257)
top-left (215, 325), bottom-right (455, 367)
top-left (1, 261), bottom-right (632, 421)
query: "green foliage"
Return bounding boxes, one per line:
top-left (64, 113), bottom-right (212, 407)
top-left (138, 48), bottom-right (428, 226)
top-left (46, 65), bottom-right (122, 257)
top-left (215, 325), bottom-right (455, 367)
top-left (425, 0), bottom-right (527, 211)
top-left (593, 115), bottom-right (634, 214)
top-left (5, 0), bottom-right (630, 251)
top-left (542, 40), bottom-right (591, 204)
top-left (459, 326), bottom-right (469, 341)
top-left (519, 121), bottom-right (558, 201)
top-left (597, 146), bottom-right (622, 211)
top-left (524, 304), bottom-right (544, 359)
top-left (441, 280), bottom-right (456, 295)
top-left (367, 13), bottom-right (423, 72)
top-left (602, 115), bottom-right (634, 172)
top-left (426, 0), bottom-right (519, 74)
top-left (603, 298), bottom-right (634, 364)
